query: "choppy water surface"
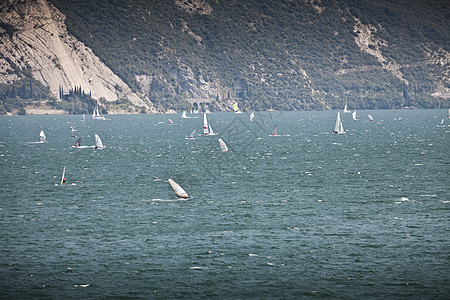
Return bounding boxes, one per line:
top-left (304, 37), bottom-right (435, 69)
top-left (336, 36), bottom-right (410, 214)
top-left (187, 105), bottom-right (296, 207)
top-left (1, 110), bottom-right (449, 299)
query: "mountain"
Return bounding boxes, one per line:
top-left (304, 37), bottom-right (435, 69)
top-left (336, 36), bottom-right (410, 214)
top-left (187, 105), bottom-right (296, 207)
top-left (1, 0), bottom-right (449, 114)
top-left (0, 0), bottom-right (153, 114)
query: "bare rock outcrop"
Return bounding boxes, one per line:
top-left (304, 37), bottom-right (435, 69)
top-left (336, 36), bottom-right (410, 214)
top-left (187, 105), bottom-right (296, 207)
top-left (0, 0), bottom-right (151, 110)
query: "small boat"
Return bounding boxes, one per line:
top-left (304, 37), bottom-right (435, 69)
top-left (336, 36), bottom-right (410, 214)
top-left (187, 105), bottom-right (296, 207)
top-left (218, 138), bottom-right (228, 152)
top-left (82, 114), bottom-right (86, 121)
top-left (352, 111), bottom-right (358, 120)
top-left (60, 166), bottom-right (66, 185)
top-left (185, 129), bottom-right (197, 139)
top-left (92, 104), bottom-right (105, 120)
top-left (72, 137), bottom-right (81, 148)
top-left (94, 134), bottom-right (104, 149)
top-left (38, 130), bottom-right (46, 143)
top-left (250, 111), bottom-right (255, 121)
top-left (181, 111), bottom-right (188, 118)
top-left (233, 102), bottom-right (242, 113)
top-left (168, 178), bottom-right (190, 198)
top-left (343, 103), bottom-right (350, 113)
top-left (447, 108), bottom-right (450, 118)
top-left (332, 111), bottom-right (345, 134)
top-left (168, 119), bottom-right (174, 125)
top-left (208, 124), bottom-right (217, 135)
top-left (203, 113), bottom-right (209, 135)
top-left (70, 127), bottom-right (77, 137)
top-left (270, 125), bottom-right (279, 136)
top-left (368, 114), bottom-right (374, 122)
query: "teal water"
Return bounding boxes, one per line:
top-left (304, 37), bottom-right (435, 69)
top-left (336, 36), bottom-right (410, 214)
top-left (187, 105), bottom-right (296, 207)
top-left (1, 110), bottom-right (449, 299)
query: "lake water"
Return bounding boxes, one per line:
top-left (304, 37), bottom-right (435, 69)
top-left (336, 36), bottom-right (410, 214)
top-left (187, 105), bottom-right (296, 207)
top-left (0, 110), bottom-right (449, 299)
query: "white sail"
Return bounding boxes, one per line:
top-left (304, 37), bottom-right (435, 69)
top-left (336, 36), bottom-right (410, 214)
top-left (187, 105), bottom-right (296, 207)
top-left (93, 104), bottom-right (105, 120)
top-left (352, 111), bottom-right (358, 120)
top-left (95, 134), bottom-right (104, 149)
top-left (333, 111), bottom-right (345, 134)
top-left (186, 129), bottom-right (197, 139)
top-left (218, 138), bottom-right (228, 152)
top-left (60, 166), bottom-right (66, 185)
top-left (447, 109), bottom-right (450, 118)
top-left (250, 111), bottom-right (255, 121)
top-left (208, 125), bottom-right (216, 135)
top-left (39, 130), bottom-right (46, 142)
top-left (368, 114), bottom-right (374, 121)
top-left (343, 103), bottom-right (350, 113)
top-left (168, 178), bottom-right (190, 198)
top-left (203, 113), bottom-right (209, 135)
top-left (181, 111), bottom-right (187, 118)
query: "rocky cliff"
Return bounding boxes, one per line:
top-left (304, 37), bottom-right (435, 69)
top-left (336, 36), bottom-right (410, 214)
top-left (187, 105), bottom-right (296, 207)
top-left (0, 0), bottom-right (152, 111)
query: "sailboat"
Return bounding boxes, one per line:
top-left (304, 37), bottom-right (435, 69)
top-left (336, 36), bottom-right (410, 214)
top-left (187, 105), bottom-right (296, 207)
top-left (82, 114), bottom-right (86, 122)
top-left (270, 125), bottom-right (280, 136)
top-left (368, 114), bottom-right (374, 122)
top-left (185, 129), bottom-right (197, 139)
top-left (168, 178), bottom-right (190, 198)
top-left (181, 111), bottom-right (187, 118)
top-left (447, 108), bottom-right (450, 118)
top-left (343, 103), bottom-right (350, 113)
top-left (332, 111), bottom-right (345, 134)
top-left (168, 119), bottom-right (174, 125)
top-left (250, 111), bottom-right (255, 121)
top-left (203, 113), bottom-right (209, 135)
top-left (233, 102), bottom-right (242, 113)
top-left (218, 138), bottom-right (228, 152)
top-left (208, 125), bottom-right (217, 135)
top-left (92, 104), bottom-right (105, 120)
top-left (352, 111), bottom-right (358, 120)
top-left (60, 166), bottom-right (66, 185)
top-left (72, 137), bottom-right (81, 148)
top-left (38, 130), bottom-right (46, 143)
top-left (94, 134), bottom-right (104, 149)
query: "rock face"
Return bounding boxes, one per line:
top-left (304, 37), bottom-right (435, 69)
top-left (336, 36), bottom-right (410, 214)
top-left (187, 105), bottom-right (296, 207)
top-left (0, 0), bottom-right (151, 109)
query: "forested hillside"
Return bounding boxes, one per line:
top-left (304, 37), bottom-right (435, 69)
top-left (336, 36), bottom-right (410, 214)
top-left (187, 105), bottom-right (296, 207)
top-left (2, 0), bottom-right (449, 113)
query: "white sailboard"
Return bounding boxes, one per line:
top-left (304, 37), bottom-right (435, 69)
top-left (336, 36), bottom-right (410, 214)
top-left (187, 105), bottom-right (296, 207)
top-left (218, 138), bottom-right (228, 152)
top-left (185, 129), bottom-right (197, 139)
top-left (39, 130), bottom-right (46, 143)
top-left (352, 111), bottom-right (358, 120)
top-left (168, 178), bottom-right (190, 198)
top-left (60, 166), bottom-right (66, 185)
top-left (95, 134), bottom-right (104, 149)
top-left (250, 111), bottom-right (255, 121)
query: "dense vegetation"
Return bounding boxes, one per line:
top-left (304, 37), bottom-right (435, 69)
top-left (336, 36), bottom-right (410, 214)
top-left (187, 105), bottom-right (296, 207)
top-left (4, 0), bottom-right (450, 113)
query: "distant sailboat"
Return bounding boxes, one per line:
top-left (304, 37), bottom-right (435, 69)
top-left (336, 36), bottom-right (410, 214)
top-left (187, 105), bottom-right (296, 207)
top-left (60, 166), bottom-right (66, 186)
top-left (168, 119), bottom-right (174, 125)
top-left (352, 111), bottom-right (358, 120)
top-left (94, 134), bottom-right (104, 149)
top-left (333, 111), bottom-right (345, 134)
top-left (92, 104), bottom-right (105, 120)
top-left (71, 127), bottom-right (77, 137)
top-left (72, 137), bottom-right (81, 148)
top-left (168, 178), bottom-right (190, 198)
top-left (343, 103), bottom-right (350, 113)
top-left (181, 111), bottom-right (188, 118)
top-left (447, 108), bottom-right (450, 118)
top-left (38, 130), bottom-right (46, 143)
top-left (368, 114), bottom-right (374, 122)
top-left (270, 125), bottom-right (279, 136)
top-left (203, 113), bottom-right (209, 135)
top-left (218, 138), bottom-right (228, 152)
top-left (233, 102), bottom-right (242, 113)
top-left (185, 129), bottom-right (197, 139)
top-left (250, 111), bottom-right (255, 121)
top-left (82, 114), bottom-right (86, 121)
